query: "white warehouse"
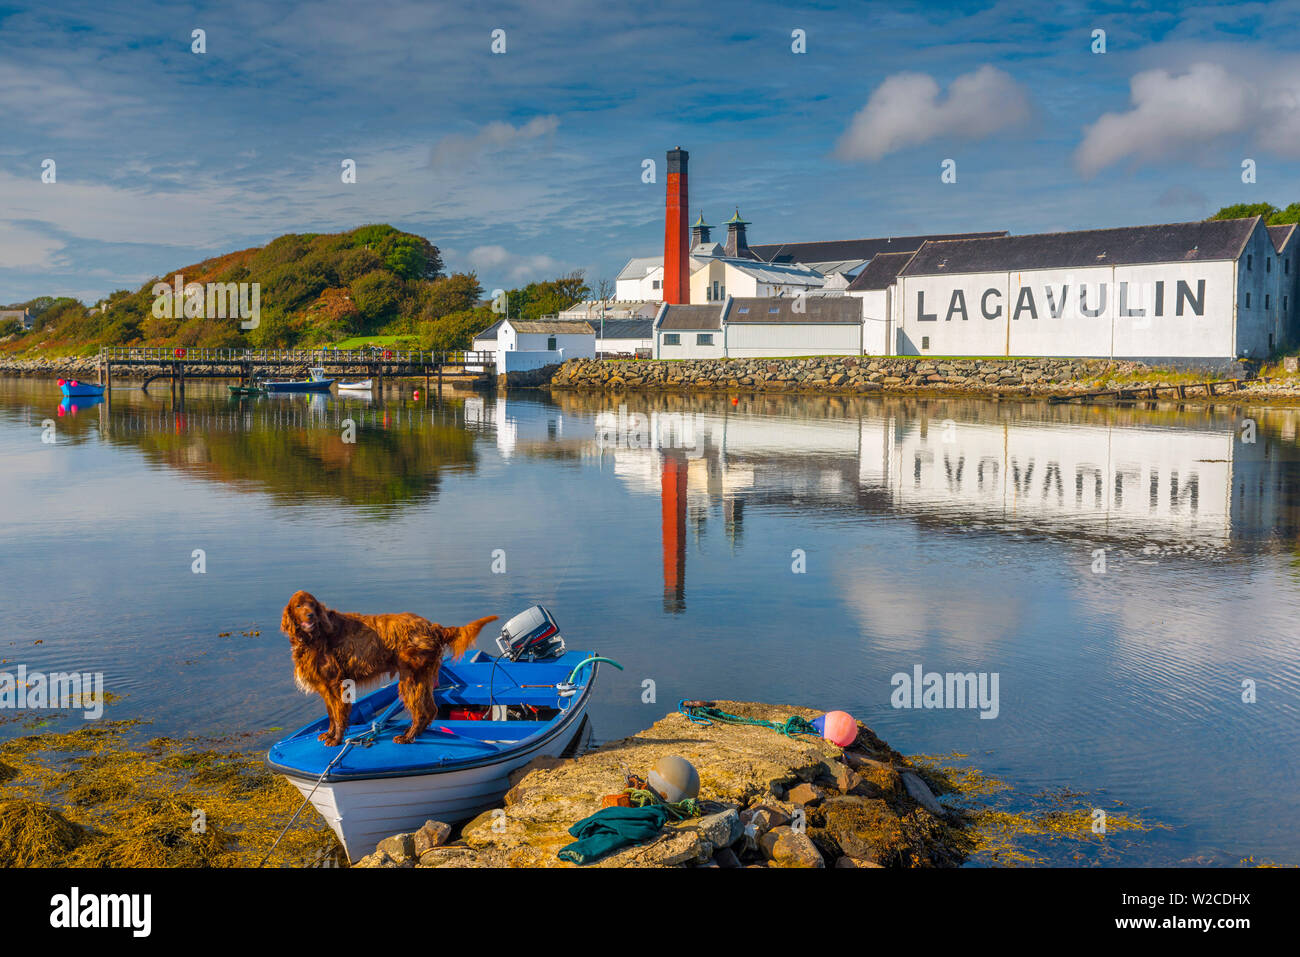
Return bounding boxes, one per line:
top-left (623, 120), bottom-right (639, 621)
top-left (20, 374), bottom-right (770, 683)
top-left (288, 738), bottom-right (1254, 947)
top-left (653, 296), bottom-right (864, 359)
top-left (887, 217), bottom-right (1296, 361)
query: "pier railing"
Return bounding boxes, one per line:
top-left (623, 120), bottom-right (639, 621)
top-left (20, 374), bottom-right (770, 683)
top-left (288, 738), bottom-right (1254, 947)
top-left (98, 347), bottom-right (496, 368)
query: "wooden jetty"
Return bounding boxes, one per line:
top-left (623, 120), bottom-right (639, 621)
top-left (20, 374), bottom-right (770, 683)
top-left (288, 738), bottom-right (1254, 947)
top-left (1048, 376), bottom-right (1264, 404)
top-left (96, 347), bottom-right (495, 397)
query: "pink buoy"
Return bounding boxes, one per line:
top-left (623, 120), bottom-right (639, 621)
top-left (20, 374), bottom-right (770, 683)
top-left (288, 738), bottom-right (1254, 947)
top-left (70, 380), bottom-right (79, 387)
top-left (57, 378), bottom-right (66, 386)
top-left (813, 710), bottom-right (858, 747)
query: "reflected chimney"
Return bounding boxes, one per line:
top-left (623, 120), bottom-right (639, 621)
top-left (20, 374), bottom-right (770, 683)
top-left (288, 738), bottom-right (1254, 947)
top-left (661, 451), bottom-right (687, 612)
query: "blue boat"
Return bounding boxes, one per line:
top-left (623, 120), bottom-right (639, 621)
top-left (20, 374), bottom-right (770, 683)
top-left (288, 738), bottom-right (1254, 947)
top-left (265, 366), bottom-right (334, 393)
top-left (58, 379), bottom-right (105, 398)
top-left (267, 645), bottom-right (616, 861)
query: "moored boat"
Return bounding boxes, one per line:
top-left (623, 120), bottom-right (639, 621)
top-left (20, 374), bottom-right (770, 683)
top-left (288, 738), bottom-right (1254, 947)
top-left (57, 378), bottom-right (105, 398)
top-left (265, 367), bottom-right (334, 393)
top-left (267, 623), bottom-right (618, 861)
top-left (337, 378), bottom-right (373, 392)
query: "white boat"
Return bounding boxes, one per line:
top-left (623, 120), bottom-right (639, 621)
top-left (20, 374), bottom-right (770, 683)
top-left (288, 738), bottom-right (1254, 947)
top-left (337, 379), bottom-right (373, 392)
top-left (267, 647), bottom-right (613, 862)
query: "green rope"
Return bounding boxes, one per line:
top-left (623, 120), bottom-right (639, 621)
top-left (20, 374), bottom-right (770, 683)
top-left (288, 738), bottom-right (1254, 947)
top-left (677, 699), bottom-right (821, 739)
top-left (624, 787), bottom-right (699, 820)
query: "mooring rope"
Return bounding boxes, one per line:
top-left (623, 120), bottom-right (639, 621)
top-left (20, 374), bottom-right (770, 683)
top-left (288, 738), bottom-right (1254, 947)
top-left (677, 699), bottom-right (821, 739)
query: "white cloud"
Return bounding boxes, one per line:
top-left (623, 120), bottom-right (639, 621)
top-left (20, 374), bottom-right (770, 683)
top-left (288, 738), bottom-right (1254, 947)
top-left (1075, 63), bottom-right (1256, 176)
top-left (835, 65), bottom-right (1031, 162)
top-left (464, 245), bottom-right (565, 283)
top-left (430, 116), bottom-right (560, 171)
top-left (0, 222), bottom-right (65, 269)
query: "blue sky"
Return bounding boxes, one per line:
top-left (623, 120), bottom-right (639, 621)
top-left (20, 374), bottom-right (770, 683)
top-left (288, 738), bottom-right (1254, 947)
top-left (2, 0), bottom-right (1299, 304)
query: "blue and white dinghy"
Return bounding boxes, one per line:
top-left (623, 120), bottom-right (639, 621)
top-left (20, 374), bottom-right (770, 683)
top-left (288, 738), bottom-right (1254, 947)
top-left (267, 607), bottom-right (620, 862)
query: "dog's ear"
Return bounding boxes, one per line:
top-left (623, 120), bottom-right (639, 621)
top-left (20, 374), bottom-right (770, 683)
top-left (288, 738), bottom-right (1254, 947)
top-left (281, 603), bottom-right (297, 637)
top-left (318, 605), bottom-right (336, 637)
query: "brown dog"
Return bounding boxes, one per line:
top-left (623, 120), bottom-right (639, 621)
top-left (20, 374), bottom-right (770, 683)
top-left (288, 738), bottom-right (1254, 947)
top-left (280, 590), bottom-right (498, 746)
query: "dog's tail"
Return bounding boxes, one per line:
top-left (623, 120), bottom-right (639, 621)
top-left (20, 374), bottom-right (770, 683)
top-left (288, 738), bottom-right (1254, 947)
top-left (449, 615), bottom-right (499, 659)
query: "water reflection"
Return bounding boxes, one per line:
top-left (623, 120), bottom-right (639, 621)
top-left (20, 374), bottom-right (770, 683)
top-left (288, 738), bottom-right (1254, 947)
top-left (0, 380), bottom-right (479, 512)
top-left (461, 392), bottom-right (1300, 612)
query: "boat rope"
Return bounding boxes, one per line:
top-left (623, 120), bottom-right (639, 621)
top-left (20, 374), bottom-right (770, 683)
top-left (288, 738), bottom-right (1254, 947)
top-left (258, 702), bottom-right (404, 867)
top-left (622, 787), bottom-right (700, 820)
top-left (677, 699), bottom-right (821, 739)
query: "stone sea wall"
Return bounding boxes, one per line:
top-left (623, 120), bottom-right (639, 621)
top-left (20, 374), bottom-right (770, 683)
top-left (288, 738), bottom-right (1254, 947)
top-left (0, 355), bottom-right (102, 377)
top-left (355, 701), bottom-right (966, 869)
top-left (550, 356), bottom-right (1156, 397)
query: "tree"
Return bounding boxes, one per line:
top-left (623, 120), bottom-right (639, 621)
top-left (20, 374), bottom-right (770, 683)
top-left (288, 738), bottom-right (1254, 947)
top-left (420, 273), bottom-right (483, 320)
top-left (418, 307), bottom-right (494, 352)
top-left (1269, 203), bottom-right (1300, 225)
top-left (351, 270), bottom-right (404, 325)
top-left (1210, 203), bottom-right (1279, 221)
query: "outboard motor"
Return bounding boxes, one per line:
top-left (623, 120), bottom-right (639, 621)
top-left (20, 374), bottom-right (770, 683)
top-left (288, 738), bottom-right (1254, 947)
top-left (497, 605), bottom-right (566, 661)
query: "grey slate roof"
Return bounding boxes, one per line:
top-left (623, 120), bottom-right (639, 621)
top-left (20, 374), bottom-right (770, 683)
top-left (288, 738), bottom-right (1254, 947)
top-left (846, 251), bottom-right (918, 291)
top-left (749, 232), bottom-right (1008, 265)
top-left (594, 318), bottom-right (654, 339)
top-left (901, 218), bottom-right (1260, 277)
top-left (510, 320), bottom-right (594, 334)
top-left (473, 318), bottom-right (504, 341)
top-left (1268, 223), bottom-right (1296, 253)
top-left (658, 304), bottom-right (723, 331)
top-left (726, 297), bottom-right (862, 324)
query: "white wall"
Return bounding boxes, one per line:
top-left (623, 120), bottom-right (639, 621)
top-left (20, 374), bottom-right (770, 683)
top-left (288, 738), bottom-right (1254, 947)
top-left (598, 336), bottom-right (653, 355)
top-left (852, 288), bottom-right (893, 355)
top-left (656, 329), bottom-right (724, 359)
top-left (617, 265), bottom-right (664, 302)
top-left (897, 260), bottom-right (1242, 358)
top-left (515, 330), bottom-right (595, 359)
top-left (724, 323), bottom-right (862, 357)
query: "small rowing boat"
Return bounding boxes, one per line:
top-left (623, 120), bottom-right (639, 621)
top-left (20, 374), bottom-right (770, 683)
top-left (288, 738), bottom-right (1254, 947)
top-left (229, 383), bottom-right (267, 396)
top-left (337, 378), bottom-right (373, 392)
top-left (57, 378), bottom-right (105, 398)
top-left (265, 367), bottom-right (334, 393)
top-left (267, 608), bottom-right (618, 862)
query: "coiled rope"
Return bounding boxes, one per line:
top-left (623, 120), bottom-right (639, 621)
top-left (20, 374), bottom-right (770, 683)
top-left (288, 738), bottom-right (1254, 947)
top-left (677, 699), bottom-right (821, 739)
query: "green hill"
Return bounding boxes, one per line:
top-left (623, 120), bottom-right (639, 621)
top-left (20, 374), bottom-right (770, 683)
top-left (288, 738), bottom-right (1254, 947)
top-left (0, 224), bottom-right (590, 355)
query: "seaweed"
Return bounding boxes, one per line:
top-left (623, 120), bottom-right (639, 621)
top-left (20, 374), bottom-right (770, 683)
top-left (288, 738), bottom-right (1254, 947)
top-left (0, 722), bottom-right (338, 867)
top-left (910, 753), bottom-right (1163, 866)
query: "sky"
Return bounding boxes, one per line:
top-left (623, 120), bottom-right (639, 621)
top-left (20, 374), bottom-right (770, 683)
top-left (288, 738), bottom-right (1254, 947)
top-left (2, 0), bottom-right (1300, 304)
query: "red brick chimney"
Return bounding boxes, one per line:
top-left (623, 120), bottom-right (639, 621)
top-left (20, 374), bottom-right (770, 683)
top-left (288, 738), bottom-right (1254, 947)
top-left (663, 148), bottom-right (690, 304)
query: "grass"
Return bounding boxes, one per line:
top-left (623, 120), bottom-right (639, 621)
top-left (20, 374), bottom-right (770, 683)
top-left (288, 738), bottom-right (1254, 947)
top-left (328, 335), bottom-right (419, 350)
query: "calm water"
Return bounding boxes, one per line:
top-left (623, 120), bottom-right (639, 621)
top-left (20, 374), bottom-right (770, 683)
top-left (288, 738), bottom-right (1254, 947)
top-left (2, 376), bottom-right (1299, 866)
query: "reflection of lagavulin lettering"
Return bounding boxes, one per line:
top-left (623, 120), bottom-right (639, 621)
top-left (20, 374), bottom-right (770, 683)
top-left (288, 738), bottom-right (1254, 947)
top-left (49, 887), bottom-right (151, 937)
top-left (0, 665), bottom-right (104, 719)
top-left (915, 280), bottom-right (1204, 322)
top-left (890, 665), bottom-right (999, 719)
top-left (151, 274), bottom-right (260, 329)
top-left (595, 405), bottom-right (703, 453)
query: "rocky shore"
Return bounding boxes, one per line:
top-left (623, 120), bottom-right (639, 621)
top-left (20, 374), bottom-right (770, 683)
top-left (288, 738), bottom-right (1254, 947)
top-left (549, 356), bottom-right (1300, 400)
top-left (0, 355), bottom-right (102, 377)
top-left (355, 701), bottom-right (967, 869)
